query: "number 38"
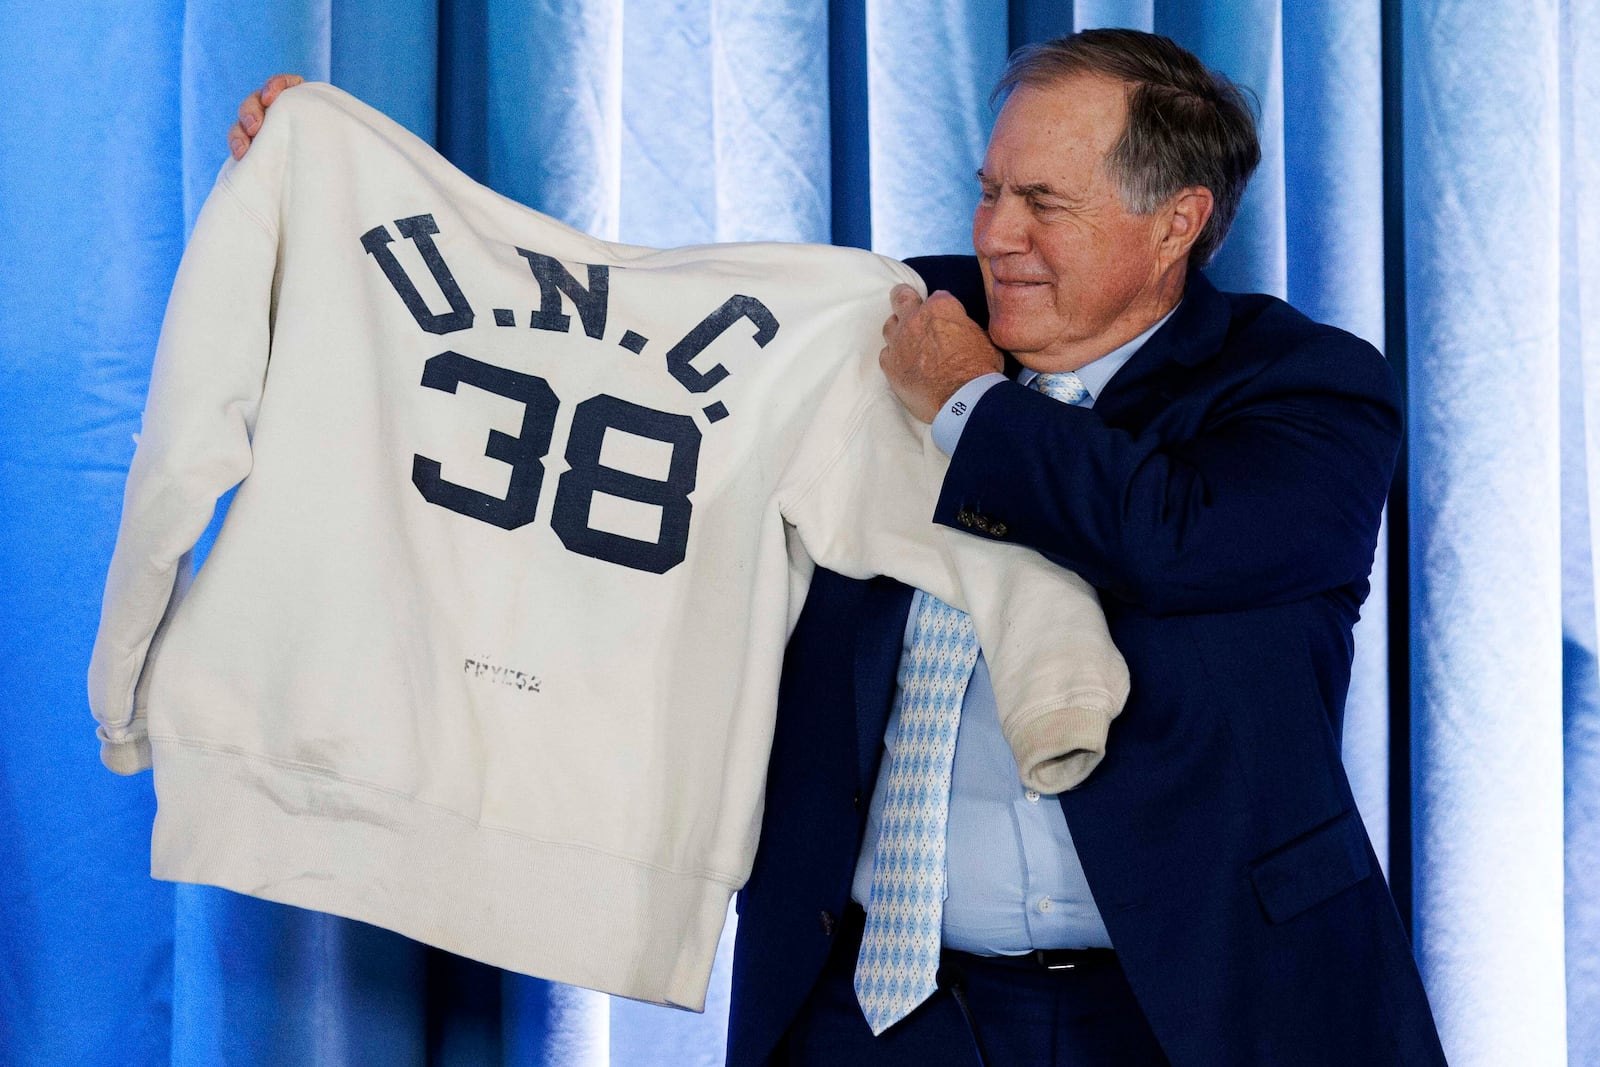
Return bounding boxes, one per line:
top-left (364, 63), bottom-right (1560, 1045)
top-left (412, 350), bottom-right (702, 575)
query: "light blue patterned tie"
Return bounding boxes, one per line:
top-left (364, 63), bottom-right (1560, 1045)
top-left (854, 369), bottom-right (1088, 1035)
top-left (854, 593), bottom-right (980, 1034)
top-left (1028, 369), bottom-right (1089, 406)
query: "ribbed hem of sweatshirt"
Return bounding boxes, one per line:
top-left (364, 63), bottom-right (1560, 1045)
top-left (148, 739), bottom-right (735, 1010)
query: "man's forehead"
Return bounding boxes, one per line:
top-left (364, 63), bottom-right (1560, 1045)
top-left (982, 76), bottom-right (1128, 176)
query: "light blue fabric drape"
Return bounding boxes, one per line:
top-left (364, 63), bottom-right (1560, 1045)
top-left (1405, 2), bottom-right (1573, 1064)
top-left (1562, 7), bottom-right (1600, 1067)
top-left (865, 0), bottom-right (1008, 258)
top-left (1279, 0), bottom-right (1392, 870)
top-left (1, 1), bottom-right (1596, 1064)
top-left (0, 3), bottom-right (183, 1064)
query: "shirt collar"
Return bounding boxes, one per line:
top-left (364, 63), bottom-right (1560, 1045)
top-left (1017, 303), bottom-right (1179, 406)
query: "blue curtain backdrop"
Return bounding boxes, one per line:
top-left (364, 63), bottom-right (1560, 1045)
top-left (0, 0), bottom-right (1594, 1063)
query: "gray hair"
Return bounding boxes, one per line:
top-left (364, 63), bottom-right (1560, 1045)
top-left (993, 29), bottom-right (1261, 267)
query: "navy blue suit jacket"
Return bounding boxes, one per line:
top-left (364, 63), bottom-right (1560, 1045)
top-left (727, 258), bottom-right (1446, 1066)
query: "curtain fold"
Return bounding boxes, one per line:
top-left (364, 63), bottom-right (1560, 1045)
top-left (331, 0), bottom-right (439, 143)
top-left (1561, 0), bottom-right (1600, 1061)
top-left (1280, 0), bottom-right (1390, 866)
top-left (180, 1), bottom-right (333, 227)
top-left (707, 1), bottom-right (832, 242)
top-left (170, 894), bottom-right (430, 1065)
top-left (1076, 0), bottom-right (1152, 32)
top-left (1406, 1), bottom-right (1569, 1062)
top-left (1, 1), bottom-right (1595, 1064)
top-left (482, 0), bottom-right (623, 239)
top-left (1156, 0), bottom-right (1286, 297)
top-left (618, 0), bottom-right (716, 247)
top-left (0, 3), bottom-right (183, 1064)
top-left (865, 0), bottom-right (1009, 258)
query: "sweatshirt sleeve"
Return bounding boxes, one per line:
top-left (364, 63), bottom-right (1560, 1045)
top-left (778, 312), bottom-right (1129, 792)
top-left (86, 166), bottom-right (280, 774)
top-left (934, 518), bottom-right (1129, 793)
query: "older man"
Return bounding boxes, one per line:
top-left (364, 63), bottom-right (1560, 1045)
top-left (232, 29), bottom-right (1445, 1067)
top-left (727, 30), bottom-right (1447, 1067)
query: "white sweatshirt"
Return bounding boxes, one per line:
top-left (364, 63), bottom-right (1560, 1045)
top-left (88, 84), bottom-right (1128, 1009)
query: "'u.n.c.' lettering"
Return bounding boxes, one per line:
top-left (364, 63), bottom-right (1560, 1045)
top-left (362, 213), bottom-right (779, 574)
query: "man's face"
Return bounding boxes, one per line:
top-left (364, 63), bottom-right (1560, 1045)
top-left (973, 75), bottom-right (1174, 371)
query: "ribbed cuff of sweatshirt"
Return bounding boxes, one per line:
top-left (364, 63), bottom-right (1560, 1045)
top-left (1005, 701), bottom-right (1116, 794)
top-left (98, 722), bottom-right (153, 775)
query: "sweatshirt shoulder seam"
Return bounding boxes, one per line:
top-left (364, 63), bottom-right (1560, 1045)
top-left (216, 173), bottom-right (277, 241)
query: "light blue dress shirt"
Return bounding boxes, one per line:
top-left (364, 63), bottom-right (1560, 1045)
top-left (851, 309), bottom-right (1174, 954)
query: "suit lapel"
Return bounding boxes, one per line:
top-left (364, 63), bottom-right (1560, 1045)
top-left (853, 578), bottom-right (914, 791)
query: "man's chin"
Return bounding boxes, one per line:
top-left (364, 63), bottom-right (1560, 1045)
top-left (987, 317), bottom-right (1045, 358)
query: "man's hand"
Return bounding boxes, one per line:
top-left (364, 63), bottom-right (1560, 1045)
top-left (228, 74), bottom-right (305, 160)
top-left (879, 285), bottom-right (1004, 423)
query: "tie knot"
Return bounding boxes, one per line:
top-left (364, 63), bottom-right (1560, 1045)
top-left (1029, 371), bottom-right (1088, 406)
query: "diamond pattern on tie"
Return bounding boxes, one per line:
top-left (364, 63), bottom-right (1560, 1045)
top-left (853, 370), bottom-right (1084, 1037)
top-left (854, 595), bottom-right (980, 1035)
top-left (1029, 370), bottom-right (1089, 405)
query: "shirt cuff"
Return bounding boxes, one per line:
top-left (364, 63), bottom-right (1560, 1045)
top-left (931, 373), bottom-right (1009, 455)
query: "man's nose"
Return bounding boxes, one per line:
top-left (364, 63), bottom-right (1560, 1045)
top-left (974, 197), bottom-right (1029, 257)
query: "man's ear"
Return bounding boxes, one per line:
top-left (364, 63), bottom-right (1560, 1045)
top-left (1161, 186), bottom-right (1214, 266)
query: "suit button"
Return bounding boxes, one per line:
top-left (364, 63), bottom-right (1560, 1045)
top-left (852, 790), bottom-right (862, 810)
top-left (820, 910), bottom-right (836, 937)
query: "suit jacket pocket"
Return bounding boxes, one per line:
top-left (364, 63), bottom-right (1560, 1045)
top-left (1248, 809), bottom-right (1372, 924)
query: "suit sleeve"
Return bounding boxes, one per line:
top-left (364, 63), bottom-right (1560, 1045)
top-left (86, 165), bottom-right (280, 774)
top-left (778, 300), bottom-right (1128, 792)
top-left (936, 329), bottom-right (1402, 616)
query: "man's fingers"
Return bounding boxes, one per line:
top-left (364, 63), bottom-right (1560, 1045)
top-left (261, 73), bottom-right (304, 107)
top-left (890, 284), bottom-right (922, 312)
top-left (238, 91), bottom-right (264, 135)
top-left (234, 75), bottom-right (305, 159)
top-left (884, 284), bottom-right (928, 343)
